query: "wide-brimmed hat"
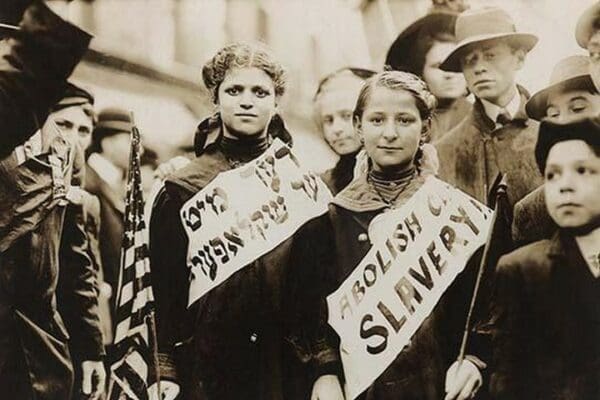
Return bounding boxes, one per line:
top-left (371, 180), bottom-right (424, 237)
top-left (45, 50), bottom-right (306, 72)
top-left (440, 7), bottom-right (538, 72)
top-left (576, 2), bottom-right (600, 49)
top-left (535, 117), bottom-right (600, 172)
top-left (385, 12), bottom-right (458, 73)
top-left (526, 56), bottom-right (595, 121)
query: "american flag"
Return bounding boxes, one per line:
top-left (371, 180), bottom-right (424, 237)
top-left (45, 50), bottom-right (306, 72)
top-left (108, 121), bottom-right (160, 400)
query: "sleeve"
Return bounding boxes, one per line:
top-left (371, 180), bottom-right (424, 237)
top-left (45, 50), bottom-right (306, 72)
top-left (285, 213), bottom-right (342, 380)
top-left (149, 185), bottom-right (195, 382)
top-left (488, 255), bottom-right (532, 400)
top-left (57, 199), bottom-right (105, 361)
top-left (0, 1), bottom-right (92, 158)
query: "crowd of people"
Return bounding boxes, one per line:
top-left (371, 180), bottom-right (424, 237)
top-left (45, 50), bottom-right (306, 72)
top-left (0, 0), bottom-right (598, 400)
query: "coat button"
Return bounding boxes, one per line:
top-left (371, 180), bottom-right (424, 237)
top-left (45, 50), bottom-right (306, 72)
top-left (357, 233), bottom-right (368, 242)
top-left (250, 333), bottom-right (258, 343)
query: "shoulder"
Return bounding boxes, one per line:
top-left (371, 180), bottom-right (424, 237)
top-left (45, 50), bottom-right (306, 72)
top-left (166, 145), bottom-right (229, 195)
top-left (497, 239), bottom-right (554, 280)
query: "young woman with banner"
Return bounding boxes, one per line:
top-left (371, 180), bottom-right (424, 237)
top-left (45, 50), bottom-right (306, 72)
top-left (148, 42), bottom-right (341, 400)
top-left (312, 71), bottom-right (488, 400)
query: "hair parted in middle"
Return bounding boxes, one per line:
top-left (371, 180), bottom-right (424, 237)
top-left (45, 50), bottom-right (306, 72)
top-left (202, 42), bottom-right (287, 104)
top-left (353, 70), bottom-right (438, 124)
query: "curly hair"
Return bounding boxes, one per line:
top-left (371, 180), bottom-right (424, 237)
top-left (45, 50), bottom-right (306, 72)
top-left (202, 42), bottom-right (287, 103)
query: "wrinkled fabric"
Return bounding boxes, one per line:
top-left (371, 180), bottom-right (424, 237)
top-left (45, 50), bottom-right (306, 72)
top-left (430, 97), bottom-right (472, 143)
top-left (314, 173), bottom-right (487, 400)
top-left (150, 137), bottom-right (332, 399)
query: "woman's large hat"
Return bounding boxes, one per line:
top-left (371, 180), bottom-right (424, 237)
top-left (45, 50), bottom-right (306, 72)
top-left (526, 56), bottom-right (596, 121)
top-left (440, 7), bottom-right (538, 72)
top-left (385, 12), bottom-right (458, 74)
top-left (576, 2), bottom-right (600, 49)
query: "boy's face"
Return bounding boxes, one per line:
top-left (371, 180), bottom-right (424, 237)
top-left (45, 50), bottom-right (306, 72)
top-left (544, 139), bottom-right (600, 229)
top-left (545, 89), bottom-right (600, 124)
top-left (460, 41), bottom-right (524, 105)
top-left (587, 30), bottom-right (600, 91)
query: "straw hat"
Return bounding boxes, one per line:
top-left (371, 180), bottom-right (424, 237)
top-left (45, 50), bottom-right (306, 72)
top-left (526, 56), bottom-right (595, 121)
top-left (440, 7), bottom-right (538, 72)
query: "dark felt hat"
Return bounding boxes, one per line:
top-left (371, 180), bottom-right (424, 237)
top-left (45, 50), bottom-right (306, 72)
top-left (526, 56), bottom-right (595, 121)
top-left (53, 82), bottom-right (95, 111)
top-left (576, 2), bottom-right (600, 49)
top-left (385, 12), bottom-right (458, 74)
top-left (95, 107), bottom-right (133, 134)
top-left (535, 117), bottom-right (600, 172)
top-left (440, 6), bottom-right (538, 72)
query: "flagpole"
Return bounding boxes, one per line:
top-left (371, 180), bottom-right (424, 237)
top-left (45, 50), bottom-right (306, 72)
top-left (457, 175), bottom-right (507, 362)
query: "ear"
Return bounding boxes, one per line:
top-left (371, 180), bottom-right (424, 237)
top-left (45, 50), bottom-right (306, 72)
top-left (514, 48), bottom-right (526, 70)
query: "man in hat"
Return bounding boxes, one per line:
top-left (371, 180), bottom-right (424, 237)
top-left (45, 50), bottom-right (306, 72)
top-left (0, 0), bottom-right (92, 158)
top-left (576, 2), bottom-right (600, 91)
top-left (512, 55), bottom-right (600, 245)
top-left (434, 6), bottom-right (543, 210)
top-left (85, 108), bottom-right (133, 320)
top-left (0, 83), bottom-right (104, 399)
top-left (489, 118), bottom-right (600, 400)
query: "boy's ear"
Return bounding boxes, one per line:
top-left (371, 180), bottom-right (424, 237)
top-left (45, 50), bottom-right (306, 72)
top-left (514, 47), bottom-right (526, 70)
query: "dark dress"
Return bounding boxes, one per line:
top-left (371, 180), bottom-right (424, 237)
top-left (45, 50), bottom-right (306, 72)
top-left (149, 135), bottom-right (336, 400)
top-left (489, 232), bottom-right (600, 399)
top-left (315, 171), bottom-right (487, 400)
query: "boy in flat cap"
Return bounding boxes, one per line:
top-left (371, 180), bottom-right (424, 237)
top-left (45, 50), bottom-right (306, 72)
top-left (434, 6), bottom-right (543, 209)
top-left (513, 55), bottom-right (600, 245)
top-left (489, 118), bottom-right (600, 400)
top-left (85, 108), bottom-right (133, 320)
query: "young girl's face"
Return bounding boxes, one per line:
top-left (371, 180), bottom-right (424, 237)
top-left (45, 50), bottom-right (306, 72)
top-left (218, 67), bottom-right (277, 139)
top-left (357, 86), bottom-right (422, 172)
top-left (544, 139), bottom-right (600, 228)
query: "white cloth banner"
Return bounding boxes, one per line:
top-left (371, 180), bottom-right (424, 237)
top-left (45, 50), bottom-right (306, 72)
top-left (326, 176), bottom-right (493, 400)
top-left (180, 139), bottom-right (332, 306)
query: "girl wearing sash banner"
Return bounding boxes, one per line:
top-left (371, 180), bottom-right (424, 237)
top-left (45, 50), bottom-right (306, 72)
top-left (312, 71), bottom-right (487, 400)
top-left (149, 42), bottom-right (339, 400)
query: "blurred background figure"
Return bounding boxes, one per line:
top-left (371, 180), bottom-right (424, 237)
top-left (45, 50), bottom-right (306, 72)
top-left (576, 2), bottom-right (600, 91)
top-left (85, 107), bottom-right (133, 344)
top-left (313, 67), bottom-right (375, 194)
top-left (385, 11), bottom-right (470, 141)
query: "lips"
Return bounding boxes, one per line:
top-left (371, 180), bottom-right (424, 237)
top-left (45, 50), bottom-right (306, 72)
top-left (557, 202), bottom-right (581, 209)
top-left (474, 79), bottom-right (494, 86)
top-left (235, 113), bottom-right (258, 118)
top-left (378, 146), bottom-right (402, 151)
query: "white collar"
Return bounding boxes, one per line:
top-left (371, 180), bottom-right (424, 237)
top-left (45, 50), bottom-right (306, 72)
top-left (575, 226), bottom-right (600, 278)
top-left (88, 153), bottom-right (124, 187)
top-left (481, 86), bottom-right (521, 126)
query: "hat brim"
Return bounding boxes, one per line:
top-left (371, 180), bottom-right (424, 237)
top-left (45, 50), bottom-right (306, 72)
top-left (526, 75), bottom-right (595, 121)
top-left (440, 32), bottom-right (539, 72)
top-left (575, 2), bottom-right (600, 49)
top-left (385, 12), bottom-right (457, 70)
top-left (0, 23), bottom-right (20, 37)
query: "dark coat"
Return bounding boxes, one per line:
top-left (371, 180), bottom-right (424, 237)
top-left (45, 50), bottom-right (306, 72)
top-left (57, 193), bottom-right (105, 363)
top-left (319, 172), bottom-right (486, 400)
top-left (0, 2), bottom-right (91, 158)
top-left (0, 133), bottom-right (86, 398)
top-left (84, 163), bottom-right (125, 309)
top-left (149, 142), bottom-right (335, 400)
top-left (435, 87), bottom-right (543, 209)
top-left (489, 232), bottom-right (600, 400)
top-left (511, 185), bottom-right (557, 246)
top-left (430, 97), bottom-right (472, 143)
